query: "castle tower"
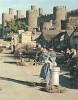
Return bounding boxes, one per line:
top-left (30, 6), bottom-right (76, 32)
top-left (39, 8), bottom-right (43, 16)
top-left (53, 6), bottom-right (67, 21)
top-left (9, 8), bottom-right (13, 15)
top-left (2, 13), bottom-right (5, 26)
top-left (53, 6), bottom-right (67, 30)
top-left (31, 5), bottom-right (36, 10)
top-left (26, 6), bottom-right (39, 31)
top-left (16, 10), bottom-right (21, 19)
top-left (2, 13), bottom-right (6, 37)
top-left (2, 8), bottom-right (14, 37)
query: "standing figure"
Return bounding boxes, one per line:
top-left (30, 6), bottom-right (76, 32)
top-left (40, 56), bottom-right (57, 86)
top-left (48, 48), bottom-right (57, 62)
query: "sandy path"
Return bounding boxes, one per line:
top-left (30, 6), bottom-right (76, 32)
top-left (0, 48), bottom-right (78, 100)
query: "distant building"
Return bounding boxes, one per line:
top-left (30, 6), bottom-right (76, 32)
top-left (1, 5), bottom-right (78, 39)
top-left (26, 5), bottom-right (39, 31)
top-left (70, 27), bottom-right (78, 50)
top-left (18, 30), bottom-right (24, 34)
top-left (36, 29), bottom-right (59, 48)
top-left (19, 31), bottom-right (31, 44)
top-left (62, 9), bottom-right (78, 30)
top-left (2, 8), bottom-right (14, 27)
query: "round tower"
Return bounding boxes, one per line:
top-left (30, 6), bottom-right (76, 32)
top-left (16, 10), bottom-right (21, 19)
top-left (39, 8), bottom-right (43, 16)
top-left (9, 8), bottom-right (13, 15)
top-left (26, 10), bottom-right (38, 30)
top-left (53, 6), bottom-right (67, 21)
top-left (31, 5), bottom-right (36, 10)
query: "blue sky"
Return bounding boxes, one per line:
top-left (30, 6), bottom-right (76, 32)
top-left (0, 0), bottom-right (78, 24)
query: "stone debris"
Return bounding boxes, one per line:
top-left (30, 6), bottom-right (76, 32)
top-left (17, 61), bottom-right (26, 66)
top-left (0, 48), bottom-right (3, 53)
top-left (41, 85), bottom-right (66, 93)
top-left (17, 60), bottom-right (33, 67)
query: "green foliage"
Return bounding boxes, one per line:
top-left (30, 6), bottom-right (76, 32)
top-left (0, 24), bottom-right (2, 29)
top-left (4, 20), bottom-right (27, 34)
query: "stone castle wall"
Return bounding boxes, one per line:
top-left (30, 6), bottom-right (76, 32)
top-left (2, 13), bottom-right (14, 26)
top-left (65, 10), bottom-right (78, 29)
top-left (53, 6), bottom-right (67, 21)
top-left (26, 9), bottom-right (39, 30)
top-left (2, 5), bottom-right (78, 34)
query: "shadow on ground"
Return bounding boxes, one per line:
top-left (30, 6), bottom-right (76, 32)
top-left (0, 77), bottom-right (46, 87)
top-left (0, 75), bottom-right (78, 89)
top-left (3, 61), bottom-right (17, 64)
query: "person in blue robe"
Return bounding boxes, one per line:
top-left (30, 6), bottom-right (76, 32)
top-left (40, 57), bottom-right (57, 86)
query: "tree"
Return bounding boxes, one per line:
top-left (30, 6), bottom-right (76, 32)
top-left (0, 24), bottom-right (2, 29)
top-left (4, 20), bottom-right (27, 34)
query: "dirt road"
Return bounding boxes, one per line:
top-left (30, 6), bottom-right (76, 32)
top-left (0, 48), bottom-right (78, 100)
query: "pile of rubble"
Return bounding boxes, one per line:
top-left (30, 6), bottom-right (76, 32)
top-left (41, 85), bottom-right (66, 93)
top-left (17, 61), bottom-right (26, 66)
top-left (0, 48), bottom-right (3, 53)
top-left (17, 59), bottom-right (34, 67)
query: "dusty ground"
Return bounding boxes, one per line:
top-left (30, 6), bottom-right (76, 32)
top-left (0, 39), bottom-right (10, 46)
top-left (0, 48), bottom-right (78, 100)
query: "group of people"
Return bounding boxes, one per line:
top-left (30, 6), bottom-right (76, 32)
top-left (65, 48), bottom-right (77, 68)
top-left (65, 48), bottom-right (77, 58)
top-left (58, 48), bottom-right (78, 81)
top-left (66, 49), bottom-right (78, 79)
top-left (56, 48), bottom-right (77, 65)
top-left (36, 45), bottom-right (78, 85)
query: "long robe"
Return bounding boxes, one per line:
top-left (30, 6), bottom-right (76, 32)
top-left (40, 61), bottom-right (57, 81)
top-left (40, 62), bottom-right (52, 81)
